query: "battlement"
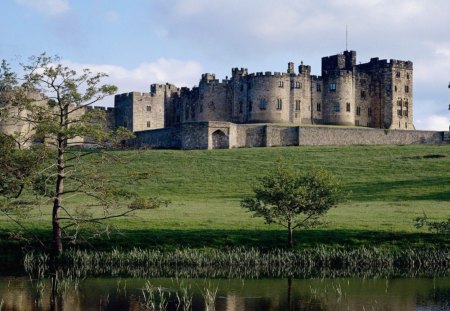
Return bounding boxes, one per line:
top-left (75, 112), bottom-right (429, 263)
top-left (231, 67), bottom-right (248, 77)
top-left (201, 73), bottom-right (216, 82)
top-left (298, 63), bottom-right (311, 75)
top-left (357, 57), bottom-right (413, 71)
top-left (322, 50), bottom-right (356, 73)
top-left (115, 92), bottom-right (151, 100)
top-left (287, 62), bottom-right (295, 74)
top-left (86, 106), bottom-right (115, 112)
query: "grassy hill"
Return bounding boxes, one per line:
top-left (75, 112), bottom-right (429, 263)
top-left (1, 144), bottom-right (449, 250)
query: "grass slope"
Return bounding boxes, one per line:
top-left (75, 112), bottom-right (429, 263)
top-left (1, 145), bottom-right (449, 250)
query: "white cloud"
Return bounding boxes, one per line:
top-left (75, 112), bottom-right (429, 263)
top-left (61, 58), bottom-right (203, 107)
top-left (415, 115), bottom-right (449, 131)
top-left (15, 0), bottom-right (70, 16)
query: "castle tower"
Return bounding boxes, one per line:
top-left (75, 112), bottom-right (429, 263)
top-left (321, 51), bottom-right (356, 126)
top-left (230, 68), bottom-right (248, 123)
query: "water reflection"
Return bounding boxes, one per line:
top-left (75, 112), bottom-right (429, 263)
top-left (0, 277), bottom-right (448, 310)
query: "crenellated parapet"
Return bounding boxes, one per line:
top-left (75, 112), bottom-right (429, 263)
top-left (113, 50), bottom-right (415, 135)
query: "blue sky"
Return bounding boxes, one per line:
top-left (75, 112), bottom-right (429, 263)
top-left (1, 0), bottom-right (450, 130)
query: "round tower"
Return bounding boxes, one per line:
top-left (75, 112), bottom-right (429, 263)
top-left (322, 71), bottom-right (355, 126)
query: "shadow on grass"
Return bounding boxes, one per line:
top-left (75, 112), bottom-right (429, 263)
top-left (2, 228), bottom-right (447, 253)
top-left (349, 177), bottom-right (450, 201)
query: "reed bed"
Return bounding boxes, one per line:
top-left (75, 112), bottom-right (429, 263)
top-left (24, 246), bottom-right (449, 279)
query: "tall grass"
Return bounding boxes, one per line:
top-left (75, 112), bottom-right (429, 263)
top-left (24, 246), bottom-right (449, 279)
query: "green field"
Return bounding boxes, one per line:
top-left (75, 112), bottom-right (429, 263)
top-left (1, 144), bottom-right (449, 251)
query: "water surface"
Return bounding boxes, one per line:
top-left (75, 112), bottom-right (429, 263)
top-left (1, 276), bottom-right (449, 310)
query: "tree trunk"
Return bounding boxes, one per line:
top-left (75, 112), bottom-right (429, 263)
top-left (287, 276), bottom-right (293, 311)
top-left (52, 136), bottom-right (64, 258)
top-left (287, 221), bottom-right (293, 249)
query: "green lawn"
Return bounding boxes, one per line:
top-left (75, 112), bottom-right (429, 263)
top-left (1, 144), bottom-right (449, 251)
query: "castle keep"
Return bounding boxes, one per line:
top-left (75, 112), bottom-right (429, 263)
top-left (115, 51), bottom-right (414, 133)
top-left (2, 51), bottom-right (448, 149)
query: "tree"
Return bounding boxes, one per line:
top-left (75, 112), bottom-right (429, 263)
top-left (0, 54), bottom-right (161, 258)
top-left (241, 160), bottom-right (344, 248)
top-left (415, 213), bottom-right (450, 234)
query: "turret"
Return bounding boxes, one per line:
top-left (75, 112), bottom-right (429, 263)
top-left (287, 62), bottom-right (295, 74)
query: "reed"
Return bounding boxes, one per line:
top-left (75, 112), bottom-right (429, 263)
top-left (174, 280), bottom-right (193, 311)
top-left (201, 282), bottom-right (218, 311)
top-left (141, 281), bottom-right (170, 310)
top-left (23, 246), bottom-right (449, 279)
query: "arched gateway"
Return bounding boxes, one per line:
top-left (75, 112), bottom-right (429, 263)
top-left (211, 130), bottom-right (229, 149)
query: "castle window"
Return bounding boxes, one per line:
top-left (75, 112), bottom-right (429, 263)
top-left (248, 101), bottom-right (253, 112)
top-left (279, 81), bottom-right (284, 88)
top-left (394, 85), bottom-right (397, 92)
top-left (356, 106), bottom-right (361, 116)
top-left (259, 98), bottom-right (267, 110)
top-left (405, 123), bottom-right (408, 129)
top-left (407, 73), bottom-right (410, 79)
top-left (147, 121), bottom-right (151, 128)
top-left (397, 98), bottom-right (403, 116)
top-left (317, 103), bottom-right (321, 112)
top-left (316, 84), bottom-right (321, 92)
top-left (333, 103), bottom-right (340, 112)
top-left (404, 99), bottom-right (409, 117)
top-left (361, 90), bottom-right (366, 99)
top-left (296, 82), bottom-right (302, 89)
top-left (329, 83), bottom-right (337, 92)
top-left (346, 103), bottom-right (351, 112)
top-left (396, 71), bottom-right (401, 78)
top-left (295, 100), bottom-right (301, 111)
top-left (146, 105), bottom-right (152, 112)
top-left (276, 99), bottom-right (283, 110)
top-left (405, 85), bottom-right (409, 93)
top-left (368, 107), bottom-right (372, 117)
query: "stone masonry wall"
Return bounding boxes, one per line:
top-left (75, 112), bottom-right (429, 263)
top-left (266, 126), bottom-right (299, 147)
top-left (127, 122), bottom-right (449, 150)
top-left (297, 127), bottom-right (444, 145)
top-left (133, 127), bottom-right (181, 149)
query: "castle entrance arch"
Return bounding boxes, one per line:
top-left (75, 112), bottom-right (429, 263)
top-left (211, 130), bottom-right (229, 149)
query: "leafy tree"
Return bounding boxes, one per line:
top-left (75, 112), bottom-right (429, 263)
top-left (0, 54), bottom-right (160, 257)
top-left (241, 160), bottom-right (344, 248)
top-left (415, 213), bottom-right (450, 234)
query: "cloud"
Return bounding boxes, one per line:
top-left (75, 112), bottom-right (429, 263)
top-left (61, 58), bottom-right (203, 107)
top-left (415, 115), bottom-right (449, 131)
top-left (148, 0), bottom-right (450, 63)
top-left (15, 0), bottom-right (70, 16)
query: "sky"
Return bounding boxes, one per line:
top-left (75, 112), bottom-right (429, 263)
top-left (1, 0), bottom-right (449, 130)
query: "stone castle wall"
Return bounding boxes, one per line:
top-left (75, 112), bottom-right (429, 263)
top-left (130, 122), bottom-right (449, 150)
top-left (115, 50), bottom-right (415, 135)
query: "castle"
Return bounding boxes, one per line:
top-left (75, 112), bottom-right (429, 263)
top-left (115, 50), bottom-right (414, 133)
top-left (2, 51), bottom-right (448, 149)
